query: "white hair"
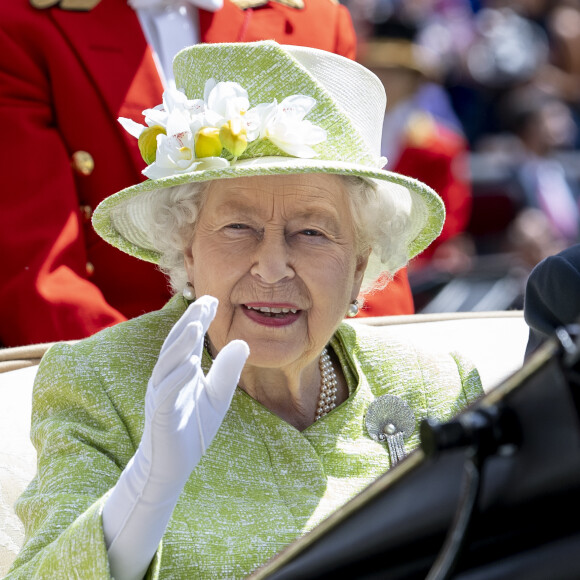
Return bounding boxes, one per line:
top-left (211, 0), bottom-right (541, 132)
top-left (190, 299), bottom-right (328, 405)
top-left (124, 175), bottom-right (421, 295)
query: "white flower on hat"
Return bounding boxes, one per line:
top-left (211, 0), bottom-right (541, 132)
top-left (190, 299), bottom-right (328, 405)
top-left (118, 88), bottom-right (203, 139)
top-left (144, 108), bottom-right (228, 179)
top-left (205, 80), bottom-right (250, 122)
top-left (118, 80), bottom-right (327, 178)
top-left (244, 102), bottom-right (276, 141)
top-left (203, 80), bottom-right (253, 158)
top-left (259, 95), bottom-right (327, 158)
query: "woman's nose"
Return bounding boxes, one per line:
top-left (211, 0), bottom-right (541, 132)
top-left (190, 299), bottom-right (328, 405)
top-left (250, 233), bottom-right (294, 284)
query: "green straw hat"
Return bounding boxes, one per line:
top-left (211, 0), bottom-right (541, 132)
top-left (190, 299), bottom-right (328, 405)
top-left (92, 40), bottom-right (444, 264)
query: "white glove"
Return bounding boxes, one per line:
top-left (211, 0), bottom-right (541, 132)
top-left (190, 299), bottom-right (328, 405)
top-left (102, 295), bottom-right (249, 580)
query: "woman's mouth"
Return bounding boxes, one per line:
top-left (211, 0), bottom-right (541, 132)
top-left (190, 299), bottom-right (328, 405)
top-left (244, 305), bottom-right (298, 317)
top-left (242, 304), bottom-right (301, 326)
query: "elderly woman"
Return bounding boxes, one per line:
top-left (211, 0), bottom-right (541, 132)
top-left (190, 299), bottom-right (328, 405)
top-left (8, 41), bottom-right (482, 579)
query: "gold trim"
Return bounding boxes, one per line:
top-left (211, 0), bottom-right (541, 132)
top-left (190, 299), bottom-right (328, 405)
top-left (229, 0), bottom-right (268, 9)
top-left (229, 0), bottom-right (304, 9)
top-left (30, 0), bottom-right (60, 8)
top-left (272, 0), bottom-right (304, 7)
top-left (31, 0), bottom-right (101, 10)
top-left (60, 0), bottom-right (101, 10)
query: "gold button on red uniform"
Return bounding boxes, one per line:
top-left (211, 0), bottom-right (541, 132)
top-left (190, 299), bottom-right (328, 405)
top-left (71, 151), bottom-right (95, 176)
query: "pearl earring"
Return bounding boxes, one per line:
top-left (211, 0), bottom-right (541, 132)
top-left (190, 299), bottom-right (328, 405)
top-left (183, 282), bottom-right (195, 301)
top-left (347, 300), bottom-right (359, 318)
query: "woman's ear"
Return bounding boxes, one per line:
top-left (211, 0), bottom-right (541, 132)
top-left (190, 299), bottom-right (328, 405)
top-left (184, 247), bottom-right (194, 268)
top-left (183, 249), bottom-right (195, 287)
top-left (351, 248), bottom-right (371, 300)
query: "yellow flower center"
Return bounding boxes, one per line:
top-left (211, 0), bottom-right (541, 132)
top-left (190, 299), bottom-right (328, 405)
top-left (178, 146), bottom-right (193, 161)
top-left (219, 118), bottom-right (248, 158)
top-left (195, 127), bottom-right (223, 158)
top-left (138, 125), bottom-right (167, 165)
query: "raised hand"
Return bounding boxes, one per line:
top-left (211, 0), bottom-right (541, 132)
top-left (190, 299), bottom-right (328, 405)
top-left (103, 295), bottom-right (249, 580)
top-left (143, 295), bottom-right (249, 492)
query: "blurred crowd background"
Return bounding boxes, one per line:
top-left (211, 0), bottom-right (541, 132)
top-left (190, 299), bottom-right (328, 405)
top-left (343, 0), bottom-right (580, 313)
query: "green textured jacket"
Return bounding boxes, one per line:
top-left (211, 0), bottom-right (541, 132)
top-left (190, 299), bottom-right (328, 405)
top-left (8, 295), bottom-right (482, 579)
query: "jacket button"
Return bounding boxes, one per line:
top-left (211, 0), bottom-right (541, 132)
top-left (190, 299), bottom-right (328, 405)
top-left (71, 151), bottom-right (95, 176)
top-left (86, 262), bottom-right (95, 277)
top-left (79, 204), bottom-right (93, 222)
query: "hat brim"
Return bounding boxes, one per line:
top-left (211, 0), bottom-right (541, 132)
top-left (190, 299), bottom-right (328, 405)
top-left (92, 157), bottom-right (444, 266)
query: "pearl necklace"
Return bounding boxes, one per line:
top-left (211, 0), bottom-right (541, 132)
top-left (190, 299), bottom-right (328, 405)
top-left (204, 336), bottom-right (338, 421)
top-left (315, 347), bottom-right (338, 421)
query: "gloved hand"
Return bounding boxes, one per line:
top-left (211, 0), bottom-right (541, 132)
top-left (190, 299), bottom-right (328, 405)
top-left (102, 295), bottom-right (249, 580)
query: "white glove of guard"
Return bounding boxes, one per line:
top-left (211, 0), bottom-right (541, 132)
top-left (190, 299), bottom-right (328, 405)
top-left (102, 295), bottom-right (249, 580)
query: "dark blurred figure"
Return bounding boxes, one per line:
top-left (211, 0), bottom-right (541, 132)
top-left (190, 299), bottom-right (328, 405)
top-left (524, 243), bottom-right (580, 358)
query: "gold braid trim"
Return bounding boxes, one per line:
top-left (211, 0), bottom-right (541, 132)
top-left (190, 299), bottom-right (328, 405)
top-left (30, 0), bottom-right (101, 11)
top-left (230, 0), bottom-right (304, 10)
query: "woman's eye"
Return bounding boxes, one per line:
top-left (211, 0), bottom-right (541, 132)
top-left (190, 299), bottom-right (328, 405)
top-left (301, 229), bottom-right (323, 237)
top-left (226, 223), bottom-right (249, 230)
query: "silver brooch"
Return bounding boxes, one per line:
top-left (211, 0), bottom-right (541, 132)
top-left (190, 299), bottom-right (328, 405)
top-left (365, 394), bottom-right (416, 466)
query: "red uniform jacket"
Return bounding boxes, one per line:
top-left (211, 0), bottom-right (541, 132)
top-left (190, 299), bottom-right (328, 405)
top-left (0, 0), bottom-right (410, 346)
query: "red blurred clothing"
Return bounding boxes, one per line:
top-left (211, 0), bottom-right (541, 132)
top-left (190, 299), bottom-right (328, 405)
top-left (0, 0), bottom-right (366, 346)
top-left (357, 270), bottom-right (415, 317)
top-left (395, 114), bottom-right (472, 267)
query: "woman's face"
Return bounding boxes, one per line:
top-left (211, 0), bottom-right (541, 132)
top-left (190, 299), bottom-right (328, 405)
top-left (184, 174), bottom-right (368, 371)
